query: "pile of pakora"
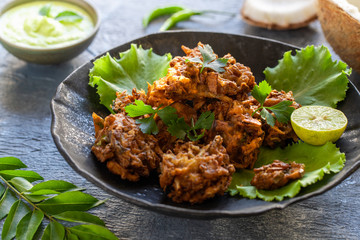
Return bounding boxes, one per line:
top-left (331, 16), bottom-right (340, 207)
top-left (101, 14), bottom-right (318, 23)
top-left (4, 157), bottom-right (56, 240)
top-left (91, 42), bottom-right (304, 204)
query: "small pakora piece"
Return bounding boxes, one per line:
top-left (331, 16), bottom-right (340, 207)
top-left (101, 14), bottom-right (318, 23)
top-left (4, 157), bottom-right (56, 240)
top-left (91, 112), bottom-right (162, 181)
top-left (250, 160), bottom-right (305, 190)
top-left (159, 136), bottom-right (235, 204)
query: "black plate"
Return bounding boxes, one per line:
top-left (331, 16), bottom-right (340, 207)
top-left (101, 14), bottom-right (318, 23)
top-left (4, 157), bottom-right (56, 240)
top-left (51, 31), bottom-right (360, 218)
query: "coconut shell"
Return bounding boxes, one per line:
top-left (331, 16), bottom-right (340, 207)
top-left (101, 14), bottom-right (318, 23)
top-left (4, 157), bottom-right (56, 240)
top-left (317, 0), bottom-right (360, 73)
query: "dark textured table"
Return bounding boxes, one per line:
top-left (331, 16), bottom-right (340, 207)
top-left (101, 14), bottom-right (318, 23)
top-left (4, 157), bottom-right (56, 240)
top-left (1, 0), bottom-right (360, 239)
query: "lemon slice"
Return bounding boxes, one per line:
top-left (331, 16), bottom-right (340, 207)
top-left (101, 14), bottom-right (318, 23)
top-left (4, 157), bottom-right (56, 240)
top-left (290, 106), bottom-right (348, 145)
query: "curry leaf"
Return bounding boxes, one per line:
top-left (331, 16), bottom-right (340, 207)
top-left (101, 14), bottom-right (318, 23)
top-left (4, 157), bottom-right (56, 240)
top-left (41, 221), bottom-right (65, 240)
top-left (55, 11), bottom-right (83, 23)
top-left (52, 211), bottom-right (105, 226)
top-left (16, 210), bottom-right (44, 240)
top-left (69, 225), bottom-right (118, 240)
top-left (264, 45), bottom-right (350, 107)
top-left (89, 44), bottom-right (172, 112)
top-left (29, 180), bottom-right (77, 193)
top-left (0, 157), bottom-right (27, 171)
top-left (9, 177), bottom-right (33, 193)
top-left (0, 188), bottom-right (17, 220)
top-left (0, 170), bottom-right (43, 182)
top-left (37, 191), bottom-right (100, 215)
top-left (2, 200), bottom-right (30, 240)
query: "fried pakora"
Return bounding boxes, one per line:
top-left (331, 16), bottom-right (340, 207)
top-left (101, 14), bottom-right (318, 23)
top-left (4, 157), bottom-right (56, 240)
top-left (250, 160), bottom-right (305, 190)
top-left (159, 136), bottom-right (235, 203)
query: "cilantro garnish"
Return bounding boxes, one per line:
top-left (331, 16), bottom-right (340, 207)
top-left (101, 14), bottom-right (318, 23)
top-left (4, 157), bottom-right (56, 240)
top-left (124, 100), bottom-right (214, 140)
top-left (187, 44), bottom-right (228, 73)
top-left (251, 80), bottom-right (295, 127)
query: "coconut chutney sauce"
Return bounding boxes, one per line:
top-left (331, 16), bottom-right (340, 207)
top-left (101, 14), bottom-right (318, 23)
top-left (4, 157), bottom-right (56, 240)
top-left (0, 1), bottom-right (94, 48)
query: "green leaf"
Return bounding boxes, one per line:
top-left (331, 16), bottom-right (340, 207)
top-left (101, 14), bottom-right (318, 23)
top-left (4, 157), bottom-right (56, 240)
top-left (69, 225), bottom-right (118, 240)
top-left (66, 232), bottom-right (80, 240)
top-left (0, 170), bottom-right (43, 182)
top-left (9, 177), bottom-right (33, 192)
top-left (37, 191), bottom-right (99, 215)
top-left (2, 200), bottom-right (30, 240)
top-left (52, 211), bottom-right (105, 226)
top-left (260, 108), bottom-right (275, 127)
top-left (156, 106), bottom-right (178, 125)
top-left (41, 221), bottom-right (65, 240)
top-left (0, 188), bottom-right (17, 220)
top-left (266, 100), bottom-right (295, 123)
top-left (188, 44), bottom-right (228, 73)
top-left (26, 189), bottom-right (60, 196)
top-left (264, 45), bottom-right (350, 108)
top-left (228, 141), bottom-right (346, 201)
top-left (251, 81), bottom-right (272, 105)
top-left (167, 118), bottom-right (190, 139)
top-left (0, 157), bottom-right (27, 170)
top-left (39, 4), bottom-right (52, 17)
top-left (89, 45), bottom-right (172, 112)
top-left (136, 117), bottom-right (159, 135)
top-left (29, 180), bottom-right (77, 193)
top-left (124, 99), bottom-right (156, 117)
top-left (16, 210), bottom-right (44, 240)
top-left (194, 111), bottom-right (214, 130)
top-left (0, 183), bottom-right (4, 198)
top-left (55, 11), bottom-right (83, 23)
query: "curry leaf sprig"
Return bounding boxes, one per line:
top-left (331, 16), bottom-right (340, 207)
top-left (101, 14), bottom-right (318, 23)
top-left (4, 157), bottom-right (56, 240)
top-left (186, 44), bottom-right (228, 73)
top-left (0, 156), bottom-right (118, 240)
top-left (124, 99), bottom-right (214, 141)
top-left (251, 80), bottom-right (295, 127)
top-left (39, 4), bottom-right (83, 23)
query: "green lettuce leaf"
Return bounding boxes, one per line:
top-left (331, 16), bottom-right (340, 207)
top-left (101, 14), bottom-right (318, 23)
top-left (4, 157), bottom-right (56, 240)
top-left (264, 45), bottom-right (351, 108)
top-left (89, 44), bottom-right (172, 112)
top-left (228, 141), bottom-right (346, 201)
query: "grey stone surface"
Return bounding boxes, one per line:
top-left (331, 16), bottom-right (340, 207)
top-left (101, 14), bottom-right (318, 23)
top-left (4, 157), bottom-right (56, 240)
top-left (0, 0), bottom-right (359, 239)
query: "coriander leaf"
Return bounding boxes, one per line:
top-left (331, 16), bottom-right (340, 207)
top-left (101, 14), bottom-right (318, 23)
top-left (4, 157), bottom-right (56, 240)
top-left (228, 141), bottom-right (346, 201)
top-left (2, 200), bottom-right (30, 240)
top-left (55, 11), bottom-right (83, 23)
top-left (157, 106), bottom-right (178, 125)
top-left (136, 117), bottom-right (159, 135)
top-left (251, 81), bottom-right (272, 105)
top-left (187, 130), bottom-right (206, 141)
top-left (188, 44), bottom-right (228, 73)
top-left (0, 157), bottom-right (27, 171)
top-left (167, 118), bottom-right (190, 139)
top-left (260, 108), bottom-right (275, 127)
top-left (267, 100), bottom-right (295, 123)
top-left (16, 210), bottom-right (44, 240)
top-left (39, 4), bottom-right (52, 17)
top-left (89, 45), bottom-right (172, 112)
top-left (124, 99), bottom-right (156, 117)
top-left (194, 111), bottom-right (214, 130)
top-left (206, 58), bottom-right (228, 73)
top-left (264, 45), bottom-right (350, 108)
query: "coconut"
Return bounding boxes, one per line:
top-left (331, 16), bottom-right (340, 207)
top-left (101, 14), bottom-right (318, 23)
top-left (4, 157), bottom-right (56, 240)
top-left (241, 0), bottom-right (318, 30)
top-left (317, 0), bottom-right (360, 73)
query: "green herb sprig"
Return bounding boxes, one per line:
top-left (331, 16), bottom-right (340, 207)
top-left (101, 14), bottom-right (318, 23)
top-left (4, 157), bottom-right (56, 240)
top-left (186, 44), bottom-right (228, 73)
top-left (39, 4), bottom-right (83, 23)
top-left (251, 80), bottom-right (295, 127)
top-left (0, 157), bottom-right (117, 240)
top-left (124, 100), bottom-right (214, 141)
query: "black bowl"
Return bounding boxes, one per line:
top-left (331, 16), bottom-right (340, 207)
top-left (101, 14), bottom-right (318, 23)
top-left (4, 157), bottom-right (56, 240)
top-left (51, 31), bottom-right (360, 218)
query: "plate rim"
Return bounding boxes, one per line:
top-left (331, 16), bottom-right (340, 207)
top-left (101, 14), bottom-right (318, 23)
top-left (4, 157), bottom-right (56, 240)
top-left (50, 30), bottom-right (360, 218)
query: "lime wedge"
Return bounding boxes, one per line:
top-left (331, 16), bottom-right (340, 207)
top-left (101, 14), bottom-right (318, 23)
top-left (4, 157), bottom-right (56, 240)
top-left (290, 106), bottom-right (347, 145)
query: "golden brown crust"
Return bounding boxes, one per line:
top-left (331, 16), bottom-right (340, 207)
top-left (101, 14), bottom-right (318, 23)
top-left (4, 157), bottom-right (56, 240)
top-left (159, 136), bottom-right (235, 204)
